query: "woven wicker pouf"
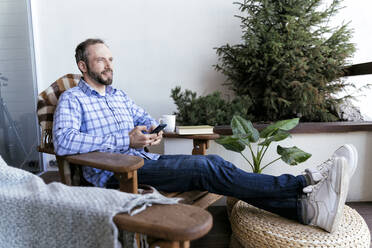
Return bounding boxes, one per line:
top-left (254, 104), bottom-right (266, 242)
top-left (230, 201), bottom-right (371, 248)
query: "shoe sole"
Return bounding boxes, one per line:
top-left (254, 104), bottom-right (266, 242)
top-left (345, 144), bottom-right (358, 177)
top-left (327, 157), bottom-right (349, 233)
top-left (349, 144), bottom-right (358, 177)
top-left (334, 144), bottom-right (358, 178)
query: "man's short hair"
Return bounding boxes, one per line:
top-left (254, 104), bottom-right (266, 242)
top-left (75, 38), bottom-right (106, 65)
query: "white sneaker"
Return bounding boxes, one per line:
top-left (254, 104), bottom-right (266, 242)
top-left (332, 144), bottom-right (358, 177)
top-left (304, 168), bottom-right (323, 185)
top-left (309, 144), bottom-right (358, 181)
top-left (302, 157), bottom-right (349, 233)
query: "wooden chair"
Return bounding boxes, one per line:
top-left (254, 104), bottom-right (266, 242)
top-left (36, 74), bottom-right (219, 247)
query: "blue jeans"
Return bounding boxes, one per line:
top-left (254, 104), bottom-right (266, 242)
top-left (107, 154), bottom-right (307, 222)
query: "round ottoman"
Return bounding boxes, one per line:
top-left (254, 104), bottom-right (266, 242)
top-left (229, 201), bottom-right (371, 248)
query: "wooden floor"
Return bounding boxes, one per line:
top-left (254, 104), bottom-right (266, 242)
top-left (191, 206), bottom-right (232, 248)
top-left (192, 202), bottom-right (372, 248)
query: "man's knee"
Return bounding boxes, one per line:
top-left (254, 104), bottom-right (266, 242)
top-left (205, 154), bottom-right (224, 162)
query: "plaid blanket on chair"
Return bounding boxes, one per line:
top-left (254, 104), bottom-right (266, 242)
top-left (37, 74), bottom-right (81, 149)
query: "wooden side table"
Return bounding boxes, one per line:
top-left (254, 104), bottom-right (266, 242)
top-left (163, 133), bottom-right (220, 155)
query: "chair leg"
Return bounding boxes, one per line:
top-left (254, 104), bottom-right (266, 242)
top-left (56, 156), bottom-right (72, 186)
top-left (150, 240), bottom-right (190, 248)
top-left (115, 170), bottom-right (138, 194)
top-left (180, 241), bottom-right (190, 248)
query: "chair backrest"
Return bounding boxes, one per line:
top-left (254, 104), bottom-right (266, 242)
top-left (36, 74), bottom-right (88, 187)
top-left (37, 74), bottom-right (81, 149)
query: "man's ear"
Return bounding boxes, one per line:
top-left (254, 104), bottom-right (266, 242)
top-left (77, 61), bottom-right (88, 73)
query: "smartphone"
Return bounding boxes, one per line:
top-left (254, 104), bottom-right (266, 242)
top-left (150, 124), bottom-right (167, 134)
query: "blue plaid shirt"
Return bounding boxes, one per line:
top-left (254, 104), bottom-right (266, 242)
top-left (53, 78), bottom-right (160, 187)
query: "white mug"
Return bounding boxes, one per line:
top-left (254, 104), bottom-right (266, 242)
top-left (159, 115), bottom-right (176, 133)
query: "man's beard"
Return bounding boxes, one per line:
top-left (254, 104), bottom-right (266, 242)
top-left (87, 65), bottom-right (113, 86)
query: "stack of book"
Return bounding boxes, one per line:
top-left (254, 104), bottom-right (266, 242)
top-left (175, 125), bottom-right (214, 135)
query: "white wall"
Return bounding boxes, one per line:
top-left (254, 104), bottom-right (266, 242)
top-left (31, 0), bottom-right (241, 119)
top-left (31, 0), bottom-right (372, 119)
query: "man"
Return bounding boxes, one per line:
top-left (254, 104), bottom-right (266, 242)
top-left (53, 38), bottom-right (358, 233)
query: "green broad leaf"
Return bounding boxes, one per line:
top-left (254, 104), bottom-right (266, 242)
top-left (238, 134), bottom-right (254, 146)
top-left (277, 145), bottom-right (311, 165)
top-left (260, 118), bottom-right (299, 138)
top-left (258, 130), bottom-right (291, 146)
top-left (216, 135), bottom-right (246, 153)
top-left (231, 115), bottom-right (259, 143)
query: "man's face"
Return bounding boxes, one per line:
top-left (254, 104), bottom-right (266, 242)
top-left (85, 43), bottom-right (113, 85)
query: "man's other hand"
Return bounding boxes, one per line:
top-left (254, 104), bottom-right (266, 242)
top-left (129, 126), bottom-right (158, 148)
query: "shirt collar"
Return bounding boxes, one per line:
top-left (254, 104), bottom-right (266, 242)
top-left (78, 77), bottom-right (116, 96)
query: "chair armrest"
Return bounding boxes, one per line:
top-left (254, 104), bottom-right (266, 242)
top-left (38, 146), bottom-right (56, 155)
top-left (39, 151), bottom-right (143, 193)
top-left (113, 203), bottom-right (213, 241)
top-left (64, 152), bottom-right (144, 173)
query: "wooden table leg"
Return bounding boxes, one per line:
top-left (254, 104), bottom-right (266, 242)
top-left (115, 170), bottom-right (138, 194)
top-left (56, 156), bottom-right (72, 186)
top-left (192, 139), bottom-right (209, 155)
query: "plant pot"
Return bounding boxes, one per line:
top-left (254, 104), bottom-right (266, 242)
top-left (229, 201), bottom-right (370, 248)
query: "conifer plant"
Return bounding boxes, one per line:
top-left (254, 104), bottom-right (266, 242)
top-left (171, 87), bottom-right (254, 126)
top-left (215, 0), bottom-right (355, 122)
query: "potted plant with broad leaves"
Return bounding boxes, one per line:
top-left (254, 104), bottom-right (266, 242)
top-left (216, 115), bottom-right (312, 215)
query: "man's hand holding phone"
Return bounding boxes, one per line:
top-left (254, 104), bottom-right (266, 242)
top-left (129, 124), bottom-right (165, 148)
top-left (150, 124), bottom-right (167, 134)
top-left (149, 124), bottom-right (165, 146)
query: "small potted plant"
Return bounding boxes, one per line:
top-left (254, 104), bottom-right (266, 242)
top-left (216, 115), bottom-right (311, 215)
